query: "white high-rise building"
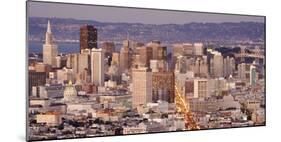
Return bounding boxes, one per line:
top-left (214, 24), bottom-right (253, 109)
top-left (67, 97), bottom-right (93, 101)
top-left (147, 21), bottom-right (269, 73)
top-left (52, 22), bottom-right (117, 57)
top-left (43, 20), bottom-right (58, 67)
top-left (91, 48), bottom-right (104, 86)
top-left (132, 67), bottom-right (152, 108)
top-left (194, 78), bottom-right (209, 98)
top-left (250, 65), bottom-right (257, 85)
top-left (213, 52), bottom-right (223, 78)
top-left (193, 43), bottom-right (204, 56)
top-left (223, 56), bottom-right (235, 78)
top-left (150, 60), bottom-right (159, 72)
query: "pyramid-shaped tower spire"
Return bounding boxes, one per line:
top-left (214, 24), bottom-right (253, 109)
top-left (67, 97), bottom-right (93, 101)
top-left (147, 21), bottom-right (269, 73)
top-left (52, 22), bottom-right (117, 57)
top-left (47, 20), bottom-right (52, 33)
top-left (45, 20), bottom-right (53, 44)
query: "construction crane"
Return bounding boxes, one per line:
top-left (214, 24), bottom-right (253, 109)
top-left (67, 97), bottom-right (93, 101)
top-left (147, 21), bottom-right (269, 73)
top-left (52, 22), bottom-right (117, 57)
top-left (174, 84), bottom-right (200, 130)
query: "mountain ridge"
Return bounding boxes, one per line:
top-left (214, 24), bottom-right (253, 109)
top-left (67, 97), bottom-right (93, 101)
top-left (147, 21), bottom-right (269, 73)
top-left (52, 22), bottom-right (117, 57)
top-left (28, 17), bottom-right (265, 44)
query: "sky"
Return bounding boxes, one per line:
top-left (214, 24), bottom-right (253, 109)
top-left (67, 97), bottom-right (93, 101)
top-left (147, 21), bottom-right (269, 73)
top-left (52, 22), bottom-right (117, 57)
top-left (27, 1), bottom-right (265, 25)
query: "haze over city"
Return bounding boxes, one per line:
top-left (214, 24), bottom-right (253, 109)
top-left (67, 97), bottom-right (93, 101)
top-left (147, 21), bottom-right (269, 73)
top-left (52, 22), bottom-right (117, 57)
top-left (28, 1), bottom-right (264, 24)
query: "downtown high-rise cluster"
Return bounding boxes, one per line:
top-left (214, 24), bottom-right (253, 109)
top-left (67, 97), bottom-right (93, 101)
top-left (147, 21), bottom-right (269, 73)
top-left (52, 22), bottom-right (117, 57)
top-left (28, 20), bottom-right (265, 141)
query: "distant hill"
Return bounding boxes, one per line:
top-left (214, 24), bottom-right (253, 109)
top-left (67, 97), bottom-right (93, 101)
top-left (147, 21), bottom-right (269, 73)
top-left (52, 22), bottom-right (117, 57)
top-left (28, 17), bottom-right (265, 44)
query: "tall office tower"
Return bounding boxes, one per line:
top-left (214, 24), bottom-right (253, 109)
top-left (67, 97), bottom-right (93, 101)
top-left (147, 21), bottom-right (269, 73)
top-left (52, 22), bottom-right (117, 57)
top-left (111, 52), bottom-right (121, 78)
top-left (175, 55), bottom-right (189, 73)
top-left (213, 52), bottom-right (224, 78)
top-left (206, 49), bottom-right (215, 75)
top-left (200, 60), bottom-right (208, 77)
top-left (43, 20), bottom-right (58, 67)
top-left (158, 46), bottom-right (167, 60)
top-left (101, 41), bottom-right (115, 57)
top-left (66, 51), bottom-right (90, 74)
top-left (138, 46), bottom-right (153, 67)
top-left (190, 57), bottom-right (208, 77)
top-left (131, 54), bottom-right (141, 68)
top-left (120, 40), bottom-right (130, 73)
top-left (191, 58), bottom-right (200, 73)
top-left (201, 55), bottom-right (208, 76)
top-left (172, 43), bottom-right (185, 70)
top-left (79, 68), bottom-right (90, 84)
top-left (150, 60), bottom-right (159, 72)
top-left (132, 67), bottom-right (152, 108)
top-left (193, 43), bottom-right (204, 56)
top-left (66, 54), bottom-right (79, 73)
top-left (80, 25), bottom-right (97, 52)
top-left (147, 40), bottom-right (162, 60)
top-left (111, 52), bottom-right (120, 65)
top-left (55, 56), bottom-right (61, 68)
top-left (91, 48), bottom-right (104, 86)
top-left (223, 56), bottom-right (235, 78)
top-left (250, 64), bottom-right (257, 85)
top-left (194, 78), bottom-right (209, 99)
top-left (152, 71), bottom-right (174, 103)
top-left (78, 49), bottom-right (91, 75)
top-left (238, 63), bottom-right (246, 80)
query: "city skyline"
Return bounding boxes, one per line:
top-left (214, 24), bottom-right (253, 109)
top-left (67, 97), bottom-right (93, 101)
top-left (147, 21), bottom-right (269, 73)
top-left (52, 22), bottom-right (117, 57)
top-left (27, 2), bottom-right (265, 141)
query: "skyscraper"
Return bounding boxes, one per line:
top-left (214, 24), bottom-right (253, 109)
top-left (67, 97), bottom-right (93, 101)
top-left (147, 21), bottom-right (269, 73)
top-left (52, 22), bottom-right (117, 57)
top-left (147, 40), bottom-right (161, 60)
top-left (78, 49), bottom-right (91, 75)
top-left (146, 40), bottom-right (167, 60)
top-left (101, 41), bottom-right (115, 57)
top-left (120, 40), bottom-right (130, 72)
top-left (80, 25), bottom-right (97, 52)
top-left (66, 53), bottom-right (79, 73)
top-left (193, 43), bottom-right (204, 56)
top-left (91, 48), bottom-right (104, 86)
top-left (190, 57), bottom-right (208, 77)
top-left (131, 54), bottom-right (141, 68)
top-left (111, 52), bottom-right (120, 66)
top-left (250, 64), bottom-right (257, 85)
top-left (150, 60), bottom-right (159, 72)
top-left (157, 46), bottom-right (167, 60)
top-left (194, 78), bottom-right (209, 99)
top-left (175, 55), bottom-right (188, 73)
top-left (138, 46), bottom-right (153, 67)
top-left (43, 20), bottom-right (58, 67)
top-left (132, 67), bottom-right (152, 108)
top-left (213, 52), bottom-right (224, 78)
top-left (223, 56), bottom-right (235, 78)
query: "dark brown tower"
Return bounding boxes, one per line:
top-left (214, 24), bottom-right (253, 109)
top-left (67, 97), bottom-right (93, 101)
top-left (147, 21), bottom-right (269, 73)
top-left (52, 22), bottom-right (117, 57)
top-left (80, 25), bottom-right (97, 52)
